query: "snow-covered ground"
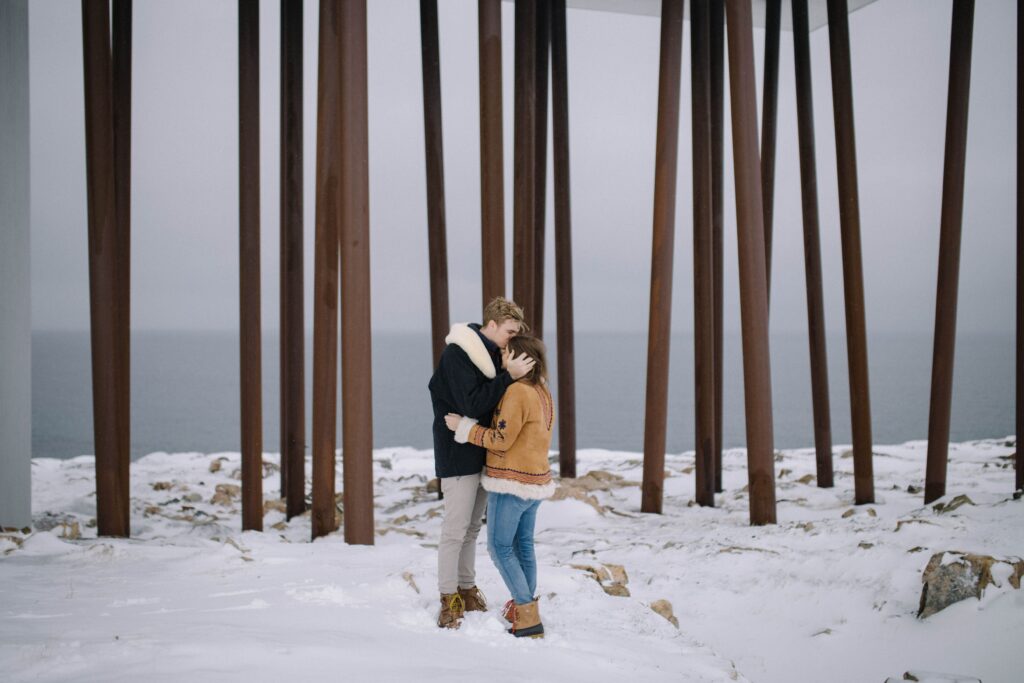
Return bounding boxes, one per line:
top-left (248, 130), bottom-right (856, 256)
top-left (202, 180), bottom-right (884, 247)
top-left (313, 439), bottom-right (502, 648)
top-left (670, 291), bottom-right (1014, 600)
top-left (1, 438), bottom-right (1021, 682)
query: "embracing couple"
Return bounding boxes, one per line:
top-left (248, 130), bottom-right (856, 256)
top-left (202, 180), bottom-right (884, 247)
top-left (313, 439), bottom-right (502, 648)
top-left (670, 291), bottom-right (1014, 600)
top-left (427, 297), bottom-right (555, 639)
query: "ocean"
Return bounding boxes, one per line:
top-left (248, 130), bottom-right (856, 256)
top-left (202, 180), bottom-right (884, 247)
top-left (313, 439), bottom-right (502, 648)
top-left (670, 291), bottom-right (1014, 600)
top-left (31, 329), bottom-right (1015, 460)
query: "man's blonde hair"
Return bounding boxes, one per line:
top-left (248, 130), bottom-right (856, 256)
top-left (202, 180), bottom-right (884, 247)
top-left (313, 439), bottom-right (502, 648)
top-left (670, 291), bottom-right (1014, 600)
top-left (483, 297), bottom-right (529, 333)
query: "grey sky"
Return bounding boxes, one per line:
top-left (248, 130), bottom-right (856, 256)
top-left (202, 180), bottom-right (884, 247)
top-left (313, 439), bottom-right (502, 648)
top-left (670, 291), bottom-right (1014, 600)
top-left (28, 0), bottom-right (1016, 335)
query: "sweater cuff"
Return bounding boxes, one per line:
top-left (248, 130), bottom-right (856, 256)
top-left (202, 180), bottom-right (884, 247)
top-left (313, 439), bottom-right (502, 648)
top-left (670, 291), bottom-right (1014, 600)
top-left (454, 416), bottom-right (478, 444)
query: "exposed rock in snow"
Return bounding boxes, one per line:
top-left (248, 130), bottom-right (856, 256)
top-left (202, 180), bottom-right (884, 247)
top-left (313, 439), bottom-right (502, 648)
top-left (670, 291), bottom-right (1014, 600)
top-left (918, 550), bottom-right (1024, 618)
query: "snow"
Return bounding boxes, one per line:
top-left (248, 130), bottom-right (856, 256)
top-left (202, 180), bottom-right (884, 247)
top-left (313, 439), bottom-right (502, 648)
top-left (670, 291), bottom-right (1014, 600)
top-left (1, 437), bottom-right (1021, 682)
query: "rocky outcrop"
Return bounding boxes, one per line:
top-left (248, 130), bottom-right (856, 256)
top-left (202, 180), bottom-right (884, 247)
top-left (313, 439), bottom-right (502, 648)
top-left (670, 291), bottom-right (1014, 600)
top-left (918, 551), bottom-right (1024, 618)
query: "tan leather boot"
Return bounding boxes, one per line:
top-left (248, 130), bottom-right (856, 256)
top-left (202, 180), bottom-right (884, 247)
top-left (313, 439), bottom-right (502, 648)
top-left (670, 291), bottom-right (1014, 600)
top-left (509, 599), bottom-right (544, 638)
top-left (457, 585), bottom-right (487, 612)
top-left (438, 593), bottom-right (465, 629)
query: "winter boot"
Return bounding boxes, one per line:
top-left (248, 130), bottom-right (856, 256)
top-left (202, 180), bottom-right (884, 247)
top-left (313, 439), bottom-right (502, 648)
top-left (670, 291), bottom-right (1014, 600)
top-left (509, 599), bottom-right (544, 639)
top-left (437, 592), bottom-right (465, 629)
top-left (457, 585), bottom-right (488, 612)
top-left (501, 599), bottom-right (516, 624)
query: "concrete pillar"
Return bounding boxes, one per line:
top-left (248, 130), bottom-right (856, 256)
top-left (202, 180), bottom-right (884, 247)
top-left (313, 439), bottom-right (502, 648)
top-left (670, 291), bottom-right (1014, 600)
top-left (0, 0), bottom-right (32, 530)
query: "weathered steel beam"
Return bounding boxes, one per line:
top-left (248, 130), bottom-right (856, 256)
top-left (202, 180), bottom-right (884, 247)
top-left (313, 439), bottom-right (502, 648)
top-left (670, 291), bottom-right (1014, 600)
top-left (552, 0), bottom-right (577, 478)
top-left (710, 0), bottom-right (725, 494)
top-left (924, 0), bottom-right (975, 504)
top-left (1018, 0), bottom-right (1023, 493)
top-left (827, 0), bottom-right (874, 505)
top-left (479, 0), bottom-right (506, 308)
top-left (311, 0), bottom-right (342, 541)
top-left (280, 0), bottom-right (306, 517)
top-left (513, 0), bottom-right (537, 321)
top-left (692, 0), bottom-right (715, 508)
top-left (532, 1), bottom-right (550, 337)
top-left (761, 0), bottom-right (780, 304)
top-left (82, 0), bottom-right (129, 538)
top-left (421, 0), bottom-right (450, 367)
top-left (725, 0), bottom-right (777, 526)
top-left (112, 0), bottom-right (132, 531)
top-left (339, 0), bottom-right (374, 545)
top-left (792, 0), bottom-right (834, 488)
top-left (640, 0), bottom-right (684, 515)
top-left (238, 0), bottom-right (263, 532)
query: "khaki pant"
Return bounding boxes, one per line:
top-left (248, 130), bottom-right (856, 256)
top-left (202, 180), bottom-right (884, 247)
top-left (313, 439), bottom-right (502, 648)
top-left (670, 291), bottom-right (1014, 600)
top-left (437, 473), bottom-right (488, 594)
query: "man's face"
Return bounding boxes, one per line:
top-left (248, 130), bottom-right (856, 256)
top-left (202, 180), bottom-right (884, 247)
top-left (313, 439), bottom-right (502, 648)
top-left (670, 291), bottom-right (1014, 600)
top-left (482, 319), bottom-right (520, 349)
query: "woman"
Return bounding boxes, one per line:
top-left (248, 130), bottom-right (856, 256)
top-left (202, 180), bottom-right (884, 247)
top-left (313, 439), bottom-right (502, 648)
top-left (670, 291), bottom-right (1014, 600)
top-left (445, 335), bottom-right (555, 639)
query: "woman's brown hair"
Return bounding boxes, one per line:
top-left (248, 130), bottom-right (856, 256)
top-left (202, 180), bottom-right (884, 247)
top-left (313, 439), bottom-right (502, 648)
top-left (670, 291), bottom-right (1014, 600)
top-left (506, 335), bottom-right (548, 385)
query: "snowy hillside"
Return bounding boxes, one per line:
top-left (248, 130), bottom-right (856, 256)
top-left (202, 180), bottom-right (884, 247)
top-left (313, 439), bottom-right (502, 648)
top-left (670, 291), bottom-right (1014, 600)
top-left (1, 438), bottom-right (1020, 682)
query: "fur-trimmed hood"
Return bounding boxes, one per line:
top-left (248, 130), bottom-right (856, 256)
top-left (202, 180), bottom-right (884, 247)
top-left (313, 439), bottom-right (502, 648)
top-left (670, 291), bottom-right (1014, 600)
top-left (445, 323), bottom-right (496, 379)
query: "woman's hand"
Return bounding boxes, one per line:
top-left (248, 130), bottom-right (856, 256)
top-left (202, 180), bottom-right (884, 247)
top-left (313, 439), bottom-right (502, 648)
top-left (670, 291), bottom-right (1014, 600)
top-left (444, 413), bottom-right (463, 432)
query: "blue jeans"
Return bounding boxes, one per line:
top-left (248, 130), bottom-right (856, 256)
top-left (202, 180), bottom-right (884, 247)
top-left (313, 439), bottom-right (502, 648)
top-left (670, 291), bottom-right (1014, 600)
top-left (487, 491), bottom-right (542, 605)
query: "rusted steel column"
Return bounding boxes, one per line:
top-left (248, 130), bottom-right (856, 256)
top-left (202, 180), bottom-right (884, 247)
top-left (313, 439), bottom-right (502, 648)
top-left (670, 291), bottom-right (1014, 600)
top-left (710, 0), bottom-right (724, 493)
top-left (827, 0), bottom-right (873, 504)
top-left (1018, 0), bottom-right (1023, 493)
top-left (421, 0), bottom-right (450, 366)
top-left (725, 0), bottom-right (776, 526)
top-left (761, 0), bottom-right (780, 303)
top-left (513, 0), bottom-right (537, 320)
top-left (792, 0), bottom-right (833, 488)
top-left (238, 0), bottom-right (263, 532)
top-left (311, 0), bottom-right (342, 541)
top-left (339, 0), bottom-right (374, 545)
top-left (925, 0), bottom-right (975, 505)
top-left (552, 0), bottom-right (576, 478)
top-left (692, 0), bottom-right (715, 508)
top-left (479, 0), bottom-right (505, 308)
top-left (112, 0), bottom-right (132, 523)
top-left (532, 2), bottom-right (550, 337)
top-left (280, 0), bottom-right (305, 516)
top-left (82, 0), bottom-right (129, 537)
top-left (640, 0), bottom-right (684, 515)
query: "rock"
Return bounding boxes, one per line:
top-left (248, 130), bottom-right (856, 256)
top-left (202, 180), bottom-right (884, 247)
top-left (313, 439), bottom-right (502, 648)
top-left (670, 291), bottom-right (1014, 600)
top-left (59, 521), bottom-right (81, 540)
top-left (797, 474), bottom-right (816, 485)
top-left (271, 521), bottom-right (288, 531)
top-left (263, 499), bottom-right (287, 515)
top-left (841, 508), bottom-right (855, 518)
top-left (649, 599), bottom-right (679, 628)
top-left (918, 551), bottom-right (1024, 618)
top-left (425, 478), bottom-right (440, 494)
top-left (210, 492), bottom-right (234, 506)
top-left (550, 485), bottom-right (606, 514)
top-left (216, 483), bottom-right (241, 497)
top-left (885, 672), bottom-right (981, 683)
top-left (570, 562), bottom-right (630, 597)
top-left (183, 492), bottom-right (202, 503)
top-left (209, 457), bottom-right (227, 473)
top-left (152, 481), bottom-right (173, 491)
top-left (867, 507), bottom-right (877, 517)
top-left (932, 494), bottom-right (974, 514)
top-left (402, 571), bottom-right (420, 594)
top-left (907, 484), bottom-right (922, 494)
top-left (778, 468), bottom-right (792, 478)
top-left (858, 541), bottom-right (874, 550)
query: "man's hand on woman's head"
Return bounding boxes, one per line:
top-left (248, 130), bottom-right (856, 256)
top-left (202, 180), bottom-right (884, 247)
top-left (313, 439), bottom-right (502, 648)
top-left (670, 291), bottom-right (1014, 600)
top-left (444, 413), bottom-right (463, 431)
top-left (506, 351), bottom-right (536, 380)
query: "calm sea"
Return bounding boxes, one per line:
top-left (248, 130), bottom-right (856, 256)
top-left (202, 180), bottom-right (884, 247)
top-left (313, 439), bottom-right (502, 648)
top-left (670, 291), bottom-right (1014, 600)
top-left (31, 330), bottom-right (1015, 460)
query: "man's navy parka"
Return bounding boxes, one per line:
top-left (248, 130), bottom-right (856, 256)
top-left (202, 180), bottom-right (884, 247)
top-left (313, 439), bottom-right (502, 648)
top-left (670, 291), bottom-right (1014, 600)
top-left (428, 323), bottom-right (514, 478)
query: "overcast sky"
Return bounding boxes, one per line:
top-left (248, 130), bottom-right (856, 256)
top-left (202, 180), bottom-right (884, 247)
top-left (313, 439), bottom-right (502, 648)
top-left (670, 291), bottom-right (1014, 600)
top-left (28, 0), bottom-right (1016, 335)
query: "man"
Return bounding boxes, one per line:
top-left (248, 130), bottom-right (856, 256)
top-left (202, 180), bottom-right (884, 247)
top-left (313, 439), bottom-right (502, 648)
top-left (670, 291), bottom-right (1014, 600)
top-left (427, 297), bottom-right (535, 629)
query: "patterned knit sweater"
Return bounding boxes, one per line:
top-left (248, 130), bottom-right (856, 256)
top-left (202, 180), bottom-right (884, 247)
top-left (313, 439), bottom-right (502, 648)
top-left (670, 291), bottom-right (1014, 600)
top-left (454, 380), bottom-right (556, 500)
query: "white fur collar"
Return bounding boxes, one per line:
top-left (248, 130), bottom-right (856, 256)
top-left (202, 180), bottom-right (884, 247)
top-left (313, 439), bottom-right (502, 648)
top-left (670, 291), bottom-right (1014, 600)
top-left (445, 323), bottom-right (496, 379)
